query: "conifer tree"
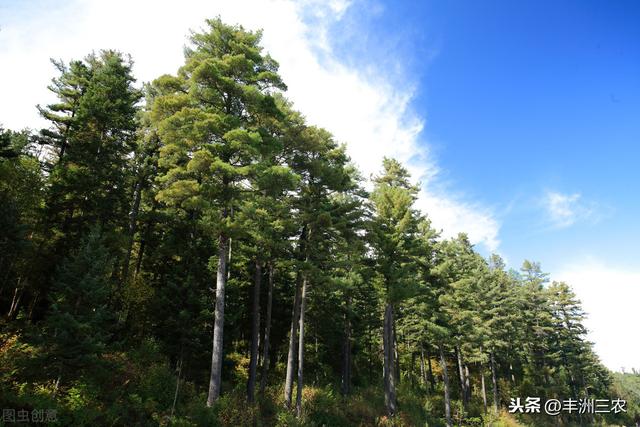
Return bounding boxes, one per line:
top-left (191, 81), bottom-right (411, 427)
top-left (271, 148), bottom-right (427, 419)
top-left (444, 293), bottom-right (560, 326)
top-left (282, 125), bottom-right (353, 415)
top-left (38, 50), bottom-right (140, 281)
top-left (519, 260), bottom-right (554, 392)
top-left (149, 18), bottom-right (286, 406)
top-left (369, 158), bottom-right (421, 417)
top-left (480, 254), bottom-right (520, 412)
top-left (237, 98), bottom-right (299, 402)
top-left (0, 16), bottom-right (629, 427)
top-left (44, 228), bottom-right (114, 389)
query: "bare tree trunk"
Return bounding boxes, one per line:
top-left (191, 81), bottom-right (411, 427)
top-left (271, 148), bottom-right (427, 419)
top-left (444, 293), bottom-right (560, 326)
top-left (583, 384), bottom-right (595, 424)
top-left (259, 263), bottom-right (274, 394)
top-left (420, 344), bottom-right (427, 386)
top-left (465, 364), bottom-right (471, 402)
top-left (368, 323), bottom-right (373, 381)
top-left (456, 346), bottom-right (468, 412)
top-left (121, 179), bottom-right (142, 282)
top-left (206, 234), bottom-right (228, 407)
top-left (341, 297), bottom-right (351, 396)
top-left (171, 349), bottom-right (183, 418)
top-left (295, 277), bottom-right (308, 417)
top-left (411, 352), bottom-right (416, 387)
top-left (53, 371), bottom-right (62, 398)
top-left (480, 363), bottom-right (487, 413)
top-left (134, 235), bottom-right (146, 279)
top-left (491, 351), bottom-right (499, 412)
top-left (247, 260), bottom-right (262, 403)
top-left (7, 285), bottom-right (22, 319)
top-left (27, 291), bottom-right (39, 322)
top-left (226, 238), bottom-right (232, 281)
top-left (394, 323), bottom-right (400, 385)
top-left (439, 345), bottom-right (453, 427)
top-left (383, 303), bottom-right (398, 417)
top-left (285, 227), bottom-right (307, 408)
top-left (427, 347), bottom-right (436, 392)
top-left (284, 271), bottom-right (302, 408)
top-left (133, 204), bottom-right (157, 279)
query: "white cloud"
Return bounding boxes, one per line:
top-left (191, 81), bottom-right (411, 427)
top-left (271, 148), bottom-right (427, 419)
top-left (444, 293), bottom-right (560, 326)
top-left (555, 259), bottom-right (640, 372)
top-left (416, 194), bottom-right (501, 251)
top-left (0, 0), bottom-right (500, 251)
top-left (543, 191), bottom-right (597, 228)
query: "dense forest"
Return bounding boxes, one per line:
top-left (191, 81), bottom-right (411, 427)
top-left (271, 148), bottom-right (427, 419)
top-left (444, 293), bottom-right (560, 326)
top-left (1, 18), bottom-right (638, 426)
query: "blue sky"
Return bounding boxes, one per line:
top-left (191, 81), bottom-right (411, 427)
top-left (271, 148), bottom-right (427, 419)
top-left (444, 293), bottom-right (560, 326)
top-left (1, 0), bottom-right (638, 370)
top-left (328, 0), bottom-right (640, 273)
top-left (326, 0), bottom-right (640, 370)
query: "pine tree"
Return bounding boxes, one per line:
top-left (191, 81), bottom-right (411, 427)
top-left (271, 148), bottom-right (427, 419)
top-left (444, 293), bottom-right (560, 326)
top-left (36, 59), bottom-right (91, 165)
top-left (37, 50), bottom-right (141, 297)
top-left (281, 125), bottom-right (354, 415)
top-left (479, 253), bottom-right (520, 412)
top-left (0, 16), bottom-right (628, 426)
top-left (369, 158), bottom-right (421, 417)
top-left (436, 235), bottom-right (484, 413)
top-left (518, 260), bottom-right (554, 393)
top-left (236, 98), bottom-right (299, 402)
top-left (149, 18), bottom-right (286, 406)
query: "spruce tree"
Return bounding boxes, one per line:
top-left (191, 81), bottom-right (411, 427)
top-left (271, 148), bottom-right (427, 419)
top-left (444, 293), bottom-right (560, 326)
top-left (44, 228), bottom-right (114, 388)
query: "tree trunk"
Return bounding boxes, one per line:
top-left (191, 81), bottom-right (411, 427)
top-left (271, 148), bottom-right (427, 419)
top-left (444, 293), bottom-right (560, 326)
top-left (26, 291), bottom-right (39, 322)
top-left (383, 303), bottom-right (398, 417)
top-left (439, 345), bottom-right (453, 427)
top-left (394, 322), bottom-right (400, 385)
top-left (285, 227), bottom-right (307, 408)
top-left (341, 297), bottom-right (351, 396)
top-left (491, 351), bottom-right (499, 412)
top-left (171, 349), bottom-right (183, 418)
top-left (227, 238), bottom-right (232, 281)
top-left (53, 371), bottom-right (62, 398)
top-left (121, 179), bottom-right (142, 282)
top-left (456, 346), bottom-right (468, 412)
top-left (134, 236), bottom-right (146, 278)
top-left (295, 276), bottom-right (308, 417)
top-left (247, 260), bottom-right (262, 403)
top-left (7, 285), bottom-right (22, 319)
top-left (480, 363), bottom-right (487, 413)
top-left (284, 271), bottom-right (302, 408)
top-left (427, 347), bottom-right (436, 392)
top-left (465, 364), bottom-right (471, 402)
top-left (206, 234), bottom-right (228, 407)
top-left (411, 352), bottom-right (416, 387)
top-left (420, 344), bottom-right (426, 386)
top-left (259, 263), bottom-right (274, 394)
top-left (133, 203), bottom-right (156, 279)
top-left (368, 323), bottom-right (374, 381)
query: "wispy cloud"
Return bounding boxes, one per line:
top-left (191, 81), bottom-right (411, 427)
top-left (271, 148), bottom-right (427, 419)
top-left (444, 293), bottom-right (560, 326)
top-left (0, 0), bottom-right (501, 251)
top-left (555, 259), bottom-right (640, 372)
top-left (543, 191), bottom-right (601, 229)
top-left (221, 0), bottom-right (502, 251)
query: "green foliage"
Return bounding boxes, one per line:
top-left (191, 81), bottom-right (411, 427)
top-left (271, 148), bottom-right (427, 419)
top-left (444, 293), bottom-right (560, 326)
top-left (369, 158), bottom-right (422, 303)
top-left (607, 372), bottom-right (640, 425)
top-left (0, 15), bottom-right (635, 427)
top-left (43, 228), bottom-right (114, 382)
